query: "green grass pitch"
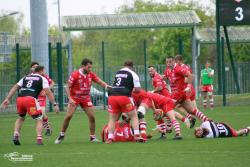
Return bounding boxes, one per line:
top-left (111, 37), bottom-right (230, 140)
top-left (0, 105), bottom-right (250, 167)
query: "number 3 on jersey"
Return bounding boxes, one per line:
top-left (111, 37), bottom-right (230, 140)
top-left (116, 77), bottom-right (122, 86)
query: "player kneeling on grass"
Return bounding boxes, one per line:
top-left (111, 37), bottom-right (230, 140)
top-left (102, 114), bottom-right (135, 142)
top-left (0, 66), bottom-right (59, 145)
top-left (194, 121), bottom-right (250, 138)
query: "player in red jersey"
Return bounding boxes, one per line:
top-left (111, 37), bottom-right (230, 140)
top-left (30, 62), bottom-right (55, 136)
top-left (148, 65), bottom-right (170, 97)
top-left (134, 90), bottom-right (182, 140)
top-left (161, 57), bottom-right (196, 128)
top-left (107, 60), bottom-right (144, 143)
top-left (0, 66), bottom-right (59, 145)
top-left (102, 114), bottom-right (134, 142)
top-left (169, 55), bottom-right (210, 122)
top-left (55, 58), bottom-right (111, 144)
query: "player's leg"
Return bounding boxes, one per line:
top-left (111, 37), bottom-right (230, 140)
top-left (13, 97), bottom-right (27, 145)
top-left (175, 106), bottom-right (196, 128)
top-left (208, 86), bottom-right (214, 110)
top-left (127, 109), bottom-right (144, 142)
top-left (83, 106), bottom-right (99, 142)
top-left (34, 115), bottom-right (44, 145)
top-left (13, 116), bottom-right (25, 145)
top-left (137, 103), bottom-right (148, 140)
top-left (165, 110), bottom-right (182, 140)
top-left (236, 127), bottom-right (250, 136)
top-left (202, 90), bottom-right (208, 110)
top-left (182, 99), bottom-right (209, 122)
top-left (174, 111), bottom-right (190, 128)
top-left (106, 112), bottom-right (120, 143)
top-left (39, 96), bottom-right (52, 136)
top-left (55, 103), bottom-right (77, 144)
top-left (41, 107), bottom-right (52, 136)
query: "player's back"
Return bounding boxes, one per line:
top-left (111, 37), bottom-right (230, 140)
top-left (172, 64), bottom-right (188, 91)
top-left (109, 67), bottom-right (139, 97)
top-left (18, 74), bottom-right (44, 99)
top-left (147, 92), bottom-right (173, 107)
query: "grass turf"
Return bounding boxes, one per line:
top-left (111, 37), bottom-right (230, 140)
top-left (0, 105), bottom-right (250, 167)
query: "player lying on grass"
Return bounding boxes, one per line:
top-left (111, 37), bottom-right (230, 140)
top-left (194, 121), bottom-right (250, 138)
top-left (102, 114), bottom-right (135, 142)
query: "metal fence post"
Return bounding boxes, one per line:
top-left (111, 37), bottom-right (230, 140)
top-left (178, 36), bottom-right (183, 55)
top-left (48, 42), bottom-right (52, 112)
top-left (143, 40), bottom-right (148, 91)
top-left (221, 37), bottom-right (226, 106)
top-left (56, 42), bottom-right (64, 111)
top-left (16, 43), bottom-right (20, 83)
top-left (216, 0), bottom-right (222, 95)
top-left (101, 41), bottom-right (106, 109)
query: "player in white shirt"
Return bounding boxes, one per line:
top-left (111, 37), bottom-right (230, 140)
top-left (194, 121), bottom-right (249, 138)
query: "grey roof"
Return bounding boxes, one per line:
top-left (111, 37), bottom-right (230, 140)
top-left (196, 27), bottom-right (250, 44)
top-left (0, 32), bottom-right (65, 48)
top-left (62, 10), bottom-right (201, 31)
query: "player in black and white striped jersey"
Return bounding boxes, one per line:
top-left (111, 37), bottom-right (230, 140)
top-left (194, 121), bottom-right (249, 138)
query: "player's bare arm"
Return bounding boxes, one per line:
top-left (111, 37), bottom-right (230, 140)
top-left (152, 86), bottom-right (163, 93)
top-left (0, 84), bottom-right (20, 108)
top-left (65, 83), bottom-right (76, 106)
top-left (44, 88), bottom-right (59, 113)
top-left (49, 80), bottom-right (55, 90)
top-left (95, 79), bottom-right (112, 89)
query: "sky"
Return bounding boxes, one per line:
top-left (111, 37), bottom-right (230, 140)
top-left (0, 0), bottom-right (212, 28)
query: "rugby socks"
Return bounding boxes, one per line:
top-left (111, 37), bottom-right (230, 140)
top-left (37, 135), bottom-right (43, 144)
top-left (243, 128), bottom-right (249, 134)
top-left (181, 117), bottom-right (186, 123)
top-left (139, 122), bottom-right (147, 139)
top-left (172, 120), bottom-right (181, 135)
top-left (89, 135), bottom-right (96, 141)
top-left (43, 117), bottom-right (50, 129)
top-left (203, 100), bottom-right (207, 109)
top-left (14, 131), bottom-right (20, 137)
top-left (60, 132), bottom-right (65, 136)
top-left (157, 120), bottom-right (167, 133)
top-left (209, 99), bottom-right (214, 109)
top-left (193, 109), bottom-right (208, 122)
top-left (165, 117), bottom-right (172, 132)
top-left (186, 114), bottom-right (193, 119)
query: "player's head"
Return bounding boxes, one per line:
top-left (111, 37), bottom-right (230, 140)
top-left (153, 109), bottom-right (164, 121)
top-left (148, 65), bottom-right (156, 78)
top-left (174, 55), bottom-right (183, 65)
top-left (34, 65), bottom-right (45, 75)
top-left (81, 58), bottom-right (93, 74)
top-left (124, 60), bottom-right (134, 69)
top-left (194, 127), bottom-right (204, 138)
top-left (166, 56), bottom-right (174, 68)
top-left (30, 62), bottom-right (39, 73)
top-left (205, 61), bottom-right (211, 68)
